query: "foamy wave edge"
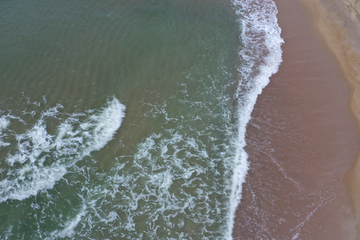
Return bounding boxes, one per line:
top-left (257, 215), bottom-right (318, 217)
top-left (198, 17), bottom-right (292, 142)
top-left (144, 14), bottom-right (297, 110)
top-left (227, 0), bottom-right (283, 239)
top-left (0, 97), bottom-right (126, 203)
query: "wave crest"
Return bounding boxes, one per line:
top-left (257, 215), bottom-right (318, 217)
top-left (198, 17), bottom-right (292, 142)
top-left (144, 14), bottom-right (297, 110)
top-left (0, 97), bottom-right (126, 203)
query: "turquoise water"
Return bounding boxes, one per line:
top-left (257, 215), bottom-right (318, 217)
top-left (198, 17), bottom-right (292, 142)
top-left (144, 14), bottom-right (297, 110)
top-left (0, 0), bottom-right (283, 239)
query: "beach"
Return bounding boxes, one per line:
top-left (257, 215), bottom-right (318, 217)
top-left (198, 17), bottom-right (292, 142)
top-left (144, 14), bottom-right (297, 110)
top-left (2, 0), bottom-right (360, 238)
top-left (299, 0), bottom-right (360, 233)
top-left (233, 0), bottom-right (360, 238)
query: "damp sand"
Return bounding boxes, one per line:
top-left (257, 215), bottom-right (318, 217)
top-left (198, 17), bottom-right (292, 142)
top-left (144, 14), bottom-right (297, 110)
top-left (233, 0), bottom-right (360, 238)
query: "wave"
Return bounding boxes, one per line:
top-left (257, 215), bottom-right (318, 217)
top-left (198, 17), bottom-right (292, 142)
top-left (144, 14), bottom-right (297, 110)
top-left (0, 97), bottom-right (126, 203)
top-left (227, 0), bottom-right (283, 238)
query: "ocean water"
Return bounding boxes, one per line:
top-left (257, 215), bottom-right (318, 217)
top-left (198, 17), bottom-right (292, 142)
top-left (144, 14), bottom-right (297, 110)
top-left (0, 0), bottom-right (282, 239)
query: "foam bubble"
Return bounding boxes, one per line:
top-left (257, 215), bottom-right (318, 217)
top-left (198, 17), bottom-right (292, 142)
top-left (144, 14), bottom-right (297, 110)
top-left (0, 97), bottom-right (126, 203)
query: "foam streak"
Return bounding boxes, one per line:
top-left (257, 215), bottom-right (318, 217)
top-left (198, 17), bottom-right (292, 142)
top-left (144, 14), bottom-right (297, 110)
top-left (0, 97), bottom-right (126, 203)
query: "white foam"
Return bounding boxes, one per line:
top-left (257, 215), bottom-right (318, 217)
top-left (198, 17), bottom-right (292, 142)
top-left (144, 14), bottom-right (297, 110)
top-left (0, 116), bottom-right (10, 148)
top-left (83, 98), bottom-right (126, 152)
top-left (67, 128), bottom-right (228, 239)
top-left (0, 116), bottom-right (10, 130)
top-left (0, 97), bottom-right (126, 203)
top-left (227, 0), bottom-right (284, 239)
top-left (48, 203), bottom-right (87, 239)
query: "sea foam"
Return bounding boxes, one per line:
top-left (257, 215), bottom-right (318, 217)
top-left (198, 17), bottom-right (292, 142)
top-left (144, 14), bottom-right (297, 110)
top-left (227, 0), bottom-right (283, 238)
top-left (0, 97), bottom-right (126, 203)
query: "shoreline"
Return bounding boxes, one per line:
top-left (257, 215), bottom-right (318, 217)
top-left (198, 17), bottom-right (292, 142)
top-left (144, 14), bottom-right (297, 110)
top-left (297, 0), bottom-right (360, 233)
top-left (233, 0), bottom-right (359, 238)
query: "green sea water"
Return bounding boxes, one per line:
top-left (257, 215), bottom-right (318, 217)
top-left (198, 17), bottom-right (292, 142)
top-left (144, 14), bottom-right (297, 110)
top-left (0, 0), bottom-right (241, 239)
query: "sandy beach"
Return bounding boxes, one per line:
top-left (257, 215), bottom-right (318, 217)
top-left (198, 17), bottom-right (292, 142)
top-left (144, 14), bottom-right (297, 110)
top-left (299, 0), bottom-right (360, 234)
top-left (233, 0), bottom-right (360, 238)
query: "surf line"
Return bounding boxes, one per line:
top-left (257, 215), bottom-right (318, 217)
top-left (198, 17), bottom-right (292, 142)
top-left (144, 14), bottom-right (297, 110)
top-left (227, 0), bottom-right (283, 239)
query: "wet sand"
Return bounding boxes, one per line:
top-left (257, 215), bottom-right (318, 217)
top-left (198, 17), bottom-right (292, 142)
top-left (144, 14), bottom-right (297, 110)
top-left (233, 0), bottom-right (359, 238)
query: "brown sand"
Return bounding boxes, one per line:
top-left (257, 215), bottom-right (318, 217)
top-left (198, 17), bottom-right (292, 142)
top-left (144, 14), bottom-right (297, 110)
top-left (233, 0), bottom-right (360, 238)
top-left (298, 0), bottom-right (360, 234)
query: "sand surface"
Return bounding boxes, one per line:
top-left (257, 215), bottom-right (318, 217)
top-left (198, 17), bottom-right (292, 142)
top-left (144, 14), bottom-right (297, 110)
top-left (233, 0), bottom-right (360, 238)
top-left (299, 0), bottom-right (360, 234)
